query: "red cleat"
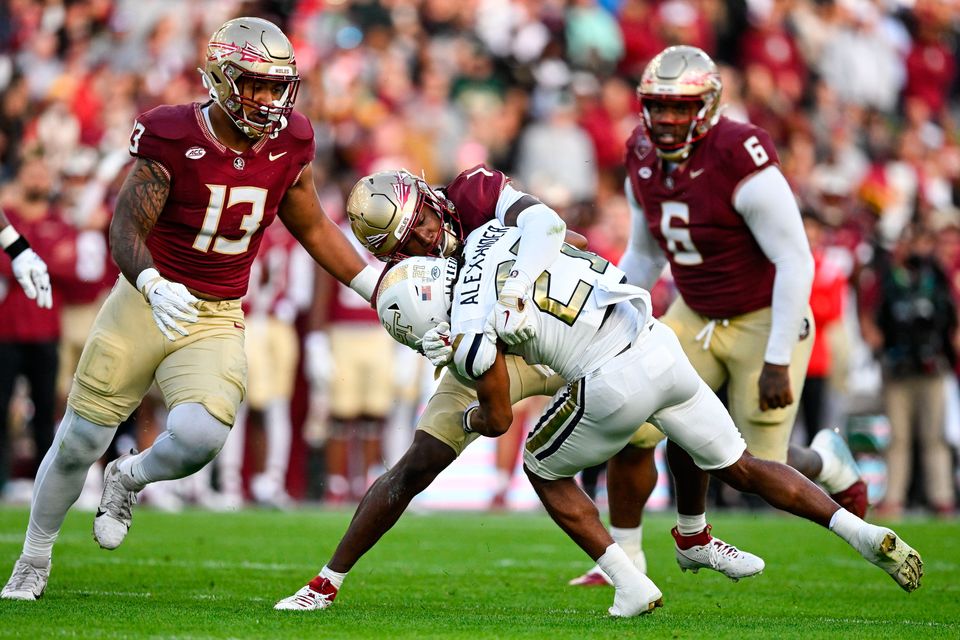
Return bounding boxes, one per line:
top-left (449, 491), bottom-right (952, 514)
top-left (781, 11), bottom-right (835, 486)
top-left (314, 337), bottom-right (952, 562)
top-left (568, 567), bottom-right (612, 586)
top-left (832, 479), bottom-right (868, 519)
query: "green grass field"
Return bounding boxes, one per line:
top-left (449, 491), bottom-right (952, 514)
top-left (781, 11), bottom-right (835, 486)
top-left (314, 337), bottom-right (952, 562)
top-left (0, 506), bottom-right (956, 639)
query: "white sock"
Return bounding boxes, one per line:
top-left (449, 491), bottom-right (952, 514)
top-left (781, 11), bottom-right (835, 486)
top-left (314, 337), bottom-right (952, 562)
top-left (811, 433), bottom-right (858, 493)
top-left (610, 526), bottom-right (643, 568)
top-left (676, 513), bottom-right (707, 536)
top-left (118, 453), bottom-right (148, 490)
top-left (596, 543), bottom-right (641, 589)
top-left (320, 565), bottom-right (347, 589)
top-left (828, 508), bottom-right (866, 546)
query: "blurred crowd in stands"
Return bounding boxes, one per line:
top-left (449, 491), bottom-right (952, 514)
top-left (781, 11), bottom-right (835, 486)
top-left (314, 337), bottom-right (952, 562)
top-left (0, 0), bottom-right (958, 517)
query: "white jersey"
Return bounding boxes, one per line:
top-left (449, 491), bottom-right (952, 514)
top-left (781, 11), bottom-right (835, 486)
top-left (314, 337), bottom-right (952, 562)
top-left (451, 221), bottom-right (652, 381)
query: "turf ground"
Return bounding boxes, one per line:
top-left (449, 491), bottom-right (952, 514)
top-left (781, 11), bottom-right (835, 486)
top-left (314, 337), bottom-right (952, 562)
top-left (0, 506), bottom-right (956, 639)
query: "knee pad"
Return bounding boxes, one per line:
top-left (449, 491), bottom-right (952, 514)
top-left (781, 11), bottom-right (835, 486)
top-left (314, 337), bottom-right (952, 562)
top-left (55, 409), bottom-right (115, 471)
top-left (166, 403), bottom-right (231, 467)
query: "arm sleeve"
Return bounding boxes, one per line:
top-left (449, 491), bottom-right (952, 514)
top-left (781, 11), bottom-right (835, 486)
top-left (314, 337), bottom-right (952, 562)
top-left (498, 194), bottom-right (566, 296)
top-left (734, 166), bottom-right (815, 365)
top-left (452, 331), bottom-right (499, 381)
top-left (617, 178), bottom-right (667, 290)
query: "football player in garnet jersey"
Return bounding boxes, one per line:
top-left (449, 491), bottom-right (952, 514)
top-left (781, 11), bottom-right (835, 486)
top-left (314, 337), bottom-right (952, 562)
top-left (362, 228), bottom-right (920, 612)
top-left (571, 46), bottom-right (868, 586)
top-left (1, 17), bottom-right (379, 602)
top-left (275, 164), bottom-right (758, 611)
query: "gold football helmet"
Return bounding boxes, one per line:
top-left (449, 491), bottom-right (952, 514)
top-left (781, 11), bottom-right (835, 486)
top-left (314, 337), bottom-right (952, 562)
top-left (200, 17), bottom-right (300, 138)
top-left (346, 169), bottom-right (460, 262)
top-left (637, 46), bottom-right (722, 161)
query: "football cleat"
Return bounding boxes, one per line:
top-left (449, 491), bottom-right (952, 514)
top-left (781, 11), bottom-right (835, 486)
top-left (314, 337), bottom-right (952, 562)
top-left (570, 550), bottom-right (646, 586)
top-left (608, 572), bottom-right (663, 617)
top-left (1, 555), bottom-right (50, 601)
top-left (568, 566), bottom-right (612, 587)
top-left (274, 576), bottom-right (339, 611)
top-left (811, 428), bottom-right (867, 517)
top-left (856, 525), bottom-right (923, 592)
top-left (673, 525), bottom-right (765, 580)
top-left (93, 455), bottom-right (139, 550)
top-left (831, 479), bottom-right (869, 520)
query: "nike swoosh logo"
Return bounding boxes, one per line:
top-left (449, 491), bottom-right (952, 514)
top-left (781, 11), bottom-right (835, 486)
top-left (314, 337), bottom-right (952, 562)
top-left (96, 509), bottom-right (106, 518)
top-left (269, 151), bottom-right (287, 161)
top-left (690, 168), bottom-right (704, 179)
top-left (503, 310), bottom-right (510, 326)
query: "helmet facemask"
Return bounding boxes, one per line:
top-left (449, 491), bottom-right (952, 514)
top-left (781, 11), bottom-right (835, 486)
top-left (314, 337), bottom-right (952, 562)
top-left (200, 17), bottom-right (300, 139)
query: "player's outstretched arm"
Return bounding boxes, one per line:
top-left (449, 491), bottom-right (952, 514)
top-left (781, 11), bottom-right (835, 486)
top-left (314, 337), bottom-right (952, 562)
top-left (464, 348), bottom-right (512, 438)
top-left (278, 163), bottom-right (378, 302)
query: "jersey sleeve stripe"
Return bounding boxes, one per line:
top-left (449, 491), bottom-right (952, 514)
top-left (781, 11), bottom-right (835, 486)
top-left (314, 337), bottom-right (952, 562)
top-left (464, 333), bottom-right (485, 379)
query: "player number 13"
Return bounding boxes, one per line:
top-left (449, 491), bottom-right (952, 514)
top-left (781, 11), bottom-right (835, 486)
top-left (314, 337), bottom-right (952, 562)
top-left (193, 185), bottom-right (267, 255)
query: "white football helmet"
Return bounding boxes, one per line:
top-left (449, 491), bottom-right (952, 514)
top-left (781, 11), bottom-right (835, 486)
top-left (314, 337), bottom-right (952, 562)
top-left (637, 45), bottom-right (723, 161)
top-left (376, 256), bottom-right (458, 352)
top-left (199, 17), bottom-right (300, 138)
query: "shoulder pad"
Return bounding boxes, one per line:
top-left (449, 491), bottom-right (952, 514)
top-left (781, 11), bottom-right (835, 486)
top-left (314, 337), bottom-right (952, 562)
top-left (136, 104), bottom-right (198, 141)
top-left (284, 110), bottom-right (314, 141)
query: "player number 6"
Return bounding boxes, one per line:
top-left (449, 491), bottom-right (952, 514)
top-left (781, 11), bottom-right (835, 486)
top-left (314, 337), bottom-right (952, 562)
top-left (743, 135), bottom-right (769, 167)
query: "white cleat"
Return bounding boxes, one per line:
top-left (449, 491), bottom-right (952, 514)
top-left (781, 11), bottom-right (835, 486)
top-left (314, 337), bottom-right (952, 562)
top-left (673, 525), bottom-right (765, 581)
top-left (274, 576), bottom-right (339, 611)
top-left (1, 556), bottom-right (50, 601)
top-left (856, 525), bottom-right (923, 592)
top-left (94, 455), bottom-right (139, 550)
top-left (608, 572), bottom-right (663, 617)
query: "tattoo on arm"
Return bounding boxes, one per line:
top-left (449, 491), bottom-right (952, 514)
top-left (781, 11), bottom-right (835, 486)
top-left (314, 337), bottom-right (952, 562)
top-left (110, 159), bottom-right (169, 285)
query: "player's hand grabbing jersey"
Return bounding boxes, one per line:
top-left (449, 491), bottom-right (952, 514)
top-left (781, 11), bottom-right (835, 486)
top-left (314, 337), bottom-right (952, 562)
top-left (130, 102), bottom-right (315, 299)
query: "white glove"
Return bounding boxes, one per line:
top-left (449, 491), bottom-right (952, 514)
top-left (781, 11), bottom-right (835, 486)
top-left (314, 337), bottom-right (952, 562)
top-left (490, 275), bottom-right (536, 345)
top-left (12, 248), bottom-right (52, 309)
top-left (422, 321), bottom-right (453, 367)
top-left (137, 268), bottom-right (199, 341)
top-left (304, 331), bottom-right (334, 387)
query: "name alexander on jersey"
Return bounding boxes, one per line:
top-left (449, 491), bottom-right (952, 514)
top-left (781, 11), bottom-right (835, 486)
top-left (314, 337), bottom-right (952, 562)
top-left (459, 224), bottom-right (511, 306)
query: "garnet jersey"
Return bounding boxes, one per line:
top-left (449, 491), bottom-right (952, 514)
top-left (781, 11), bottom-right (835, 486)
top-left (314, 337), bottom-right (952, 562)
top-left (130, 102), bottom-right (315, 299)
top-left (624, 117), bottom-right (779, 318)
top-left (440, 165), bottom-right (511, 236)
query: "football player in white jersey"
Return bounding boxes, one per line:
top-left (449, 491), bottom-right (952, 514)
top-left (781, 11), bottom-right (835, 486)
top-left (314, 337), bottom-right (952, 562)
top-left (368, 221), bottom-right (922, 615)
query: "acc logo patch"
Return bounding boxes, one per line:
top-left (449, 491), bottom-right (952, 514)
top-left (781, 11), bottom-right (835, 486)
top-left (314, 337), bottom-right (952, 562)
top-left (638, 167), bottom-right (652, 179)
top-left (799, 318), bottom-right (811, 341)
top-left (185, 147), bottom-right (206, 160)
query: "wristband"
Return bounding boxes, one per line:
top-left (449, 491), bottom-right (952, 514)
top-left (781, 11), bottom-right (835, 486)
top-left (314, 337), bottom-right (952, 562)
top-left (1, 226), bottom-right (30, 259)
top-left (462, 401), bottom-right (480, 434)
top-left (136, 267), bottom-right (163, 300)
top-left (349, 265), bottom-right (379, 303)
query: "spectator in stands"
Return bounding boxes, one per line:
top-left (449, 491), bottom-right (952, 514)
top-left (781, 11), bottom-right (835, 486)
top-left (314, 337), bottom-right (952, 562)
top-left (861, 224), bottom-right (957, 517)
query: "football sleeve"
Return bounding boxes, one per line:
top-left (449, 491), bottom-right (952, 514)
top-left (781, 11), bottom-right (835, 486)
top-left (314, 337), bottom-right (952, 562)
top-left (445, 165), bottom-right (509, 230)
top-left (618, 177), bottom-right (667, 290)
top-left (734, 166), bottom-right (814, 365)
